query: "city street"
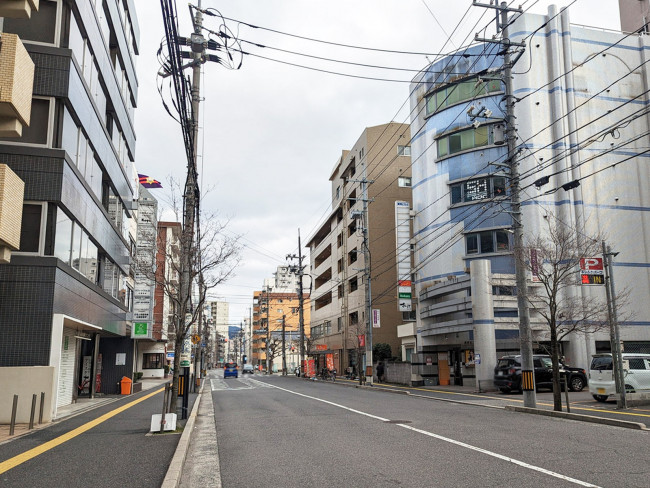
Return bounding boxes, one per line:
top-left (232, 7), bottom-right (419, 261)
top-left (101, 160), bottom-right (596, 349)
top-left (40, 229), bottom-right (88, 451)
top-left (209, 371), bottom-right (650, 488)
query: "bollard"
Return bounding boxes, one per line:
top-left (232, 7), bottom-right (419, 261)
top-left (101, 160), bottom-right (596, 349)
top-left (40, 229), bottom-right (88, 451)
top-left (10, 395), bottom-right (18, 436)
top-left (39, 392), bottom-right (45, 424)
top-left (29, 394), bottom-right (37, 429)
top-left (563, 377), bottom-right (571, 413)
top-left (160, 382), bottom-right (170, 434)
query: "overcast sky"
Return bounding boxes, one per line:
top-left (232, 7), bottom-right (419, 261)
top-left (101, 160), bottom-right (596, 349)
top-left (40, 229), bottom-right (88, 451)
top-left (133, 1), bottom-right (621, 325)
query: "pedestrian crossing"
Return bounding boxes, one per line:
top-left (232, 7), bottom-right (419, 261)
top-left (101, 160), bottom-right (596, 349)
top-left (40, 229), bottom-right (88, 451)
top-left (210, 377), bottom-right (274, 391)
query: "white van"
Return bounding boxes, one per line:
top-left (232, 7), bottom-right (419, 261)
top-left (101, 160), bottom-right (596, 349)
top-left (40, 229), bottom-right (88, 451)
top-left (589, 353), bottom-right (650, 402)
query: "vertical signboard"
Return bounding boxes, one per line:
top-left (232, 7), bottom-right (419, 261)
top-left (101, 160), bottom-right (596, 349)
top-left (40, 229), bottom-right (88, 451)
top-left (395, 201), bottom-right (412, 311)
top-left (372, 309), bottom-right (381, 328)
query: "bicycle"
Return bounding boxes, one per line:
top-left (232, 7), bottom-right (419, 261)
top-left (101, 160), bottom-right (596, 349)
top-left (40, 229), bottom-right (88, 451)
top-left (77, 376), bottom-right (90, 394)
top-left (319, 369), bottom-right (332, 381)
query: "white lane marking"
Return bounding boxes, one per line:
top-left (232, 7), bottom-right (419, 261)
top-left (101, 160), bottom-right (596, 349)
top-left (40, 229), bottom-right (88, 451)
top-left (266, 384), bottom-right (601, 488)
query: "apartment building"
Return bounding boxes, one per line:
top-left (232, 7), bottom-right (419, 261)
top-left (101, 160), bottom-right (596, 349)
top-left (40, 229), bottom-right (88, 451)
top-left (306, 123), bottom-right (413, 376)
top-left (252, 289), bottom-right (310, 372)
top-left (0, 0), bottom-right (140, 415)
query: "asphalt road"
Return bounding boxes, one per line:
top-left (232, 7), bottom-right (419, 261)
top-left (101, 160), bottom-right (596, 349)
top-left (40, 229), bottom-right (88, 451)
top-left (0, 387), bottom-right (195, 488)
top-left (212, 373), bottom-right (649, 488)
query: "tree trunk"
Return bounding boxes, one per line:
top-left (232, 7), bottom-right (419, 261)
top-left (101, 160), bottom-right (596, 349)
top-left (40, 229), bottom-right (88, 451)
top-left (550, 327), bottom-right (563, 411)
top-left (170, 334), bottom-right (184, 413)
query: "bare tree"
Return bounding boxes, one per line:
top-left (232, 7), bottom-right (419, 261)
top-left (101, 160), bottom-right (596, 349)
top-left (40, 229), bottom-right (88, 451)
top-left (137, 182), bottom-right (241, 412)
top-left (263, 337), bottom-right (283, 374)
top-left (516, 217), bottom-right (621, 411)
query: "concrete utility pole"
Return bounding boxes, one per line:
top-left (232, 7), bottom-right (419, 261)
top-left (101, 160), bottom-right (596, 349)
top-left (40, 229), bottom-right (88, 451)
top-left (265, 287), bottom-right (271, 374)
top-left (361, 169), bottom-right (373, 385)
top-left (474, 1), bottom-right (535, 407)
top-left (603, 241), bottom-right (627, 409)
top-left (287, 230), bottom-right (306, 374)
top-left (282, 314), bottom-right (287, 375)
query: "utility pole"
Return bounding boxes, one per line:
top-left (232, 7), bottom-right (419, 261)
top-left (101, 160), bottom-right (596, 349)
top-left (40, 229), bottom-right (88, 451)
top-left (287, 230), bottom-right (306, 375)
top-left (362, 175), bottom-right (373, 385)
top-left (265, 287), bottom-right (271, 374)
top-left (282, 314), bottom-right (287, 375)
top-left (603, 241), bottom-right (626, 409)
top-left (474, 1), bottom-right (535, 407)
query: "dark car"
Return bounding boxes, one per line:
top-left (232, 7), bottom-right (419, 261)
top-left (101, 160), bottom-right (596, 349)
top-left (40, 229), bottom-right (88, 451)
top-left (224, 362), bottom-right (238, 378)
top-left (494, 354), bottom-right (587, 393)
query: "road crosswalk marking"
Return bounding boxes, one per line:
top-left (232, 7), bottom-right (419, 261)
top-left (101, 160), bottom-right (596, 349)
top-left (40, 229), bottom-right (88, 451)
top-left (210, 377), bottom-right (273, 391)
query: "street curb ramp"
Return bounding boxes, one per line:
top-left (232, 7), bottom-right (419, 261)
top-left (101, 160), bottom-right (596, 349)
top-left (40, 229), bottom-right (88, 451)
top-left (506, 405), bottom-right (648, 431)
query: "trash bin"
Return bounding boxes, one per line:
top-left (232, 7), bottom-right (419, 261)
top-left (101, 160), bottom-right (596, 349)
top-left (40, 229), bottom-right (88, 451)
top-left (120, 376), bottom-right (132, 395)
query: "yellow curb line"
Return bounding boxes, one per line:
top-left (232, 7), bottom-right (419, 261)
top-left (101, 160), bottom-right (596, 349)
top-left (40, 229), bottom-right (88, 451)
top-left (0, 387), bottom-right (164, 475)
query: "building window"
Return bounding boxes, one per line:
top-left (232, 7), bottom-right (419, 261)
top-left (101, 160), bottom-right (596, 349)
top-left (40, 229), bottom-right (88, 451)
top-left (437, 124), bottom-right (494, 158)
top-left (2, 0), bottom-right (59, 45)
top-left (426, 77), bottom-right (501, 115)
top-left (493, 285), bottom-right (516, 296)
top-left (451, 176), bottom-right (506, 204)
top-left (143, 353), bottom-right (164, 369)
top-left (337, 317), bottom-right (343, 331)
top-left (465, 229), bottom-right (511, 255)
top-left (0, 98), bottom-right (51, 145)
top-left (349, 311), bottom-right (359, 325)
top-left (402, 310), bottom-right (416, 322)
top-left (348, 248), bottom-right (357, 265)
top-left (18, 203), bottom-right (44, 253)
top-left (405, 347), bottom-right (414, 362)
top-left (54, 210), bottom-right (73, 264)
top-left (349, 276), bottom-right (358, 293)
top-left (338, 284), bottom-right (344, 298)
top-left (398, 177), bottom-right (412, 187)
top-left (397, 145), bottom-right (411, 156)
top-left (338, 258), bottom-right (344, 273)
top-left (348, 220), bottom-right (357, 237)
top-left (337, 232), bottom-right (343, 248)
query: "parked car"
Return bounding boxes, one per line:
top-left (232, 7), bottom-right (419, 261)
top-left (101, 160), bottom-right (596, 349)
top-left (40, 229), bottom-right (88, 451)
top-left (589, 353), bottom-right (650, 402)
top-left (242, 364), bottom-right (254, 375)
top-left (224, 362), bottom-right (238, 378)
top-left (494, 354), bottom-right (587, 393)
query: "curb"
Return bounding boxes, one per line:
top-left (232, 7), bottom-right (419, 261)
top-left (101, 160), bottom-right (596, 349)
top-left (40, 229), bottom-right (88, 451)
top-left (161, 382), bottom-right (204, 488)
top-left (505, 405), bottom-right (649, 430)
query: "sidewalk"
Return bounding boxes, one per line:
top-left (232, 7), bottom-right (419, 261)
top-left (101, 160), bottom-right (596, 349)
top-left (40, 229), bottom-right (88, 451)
top-left (0, 377), bottom-right (171, 445)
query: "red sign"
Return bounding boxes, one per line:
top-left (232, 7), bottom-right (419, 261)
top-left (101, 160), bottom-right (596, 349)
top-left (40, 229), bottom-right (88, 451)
top-left (358, 335), bottom-right (365, 347)
top-left (315, 344), bottom-right (327, 351)
top-left (398, 280), bottom-right (412, 287)
top-left (326, 353), bottom-right (334, 370)
top-left (579, 257), bottom-right (603, 274)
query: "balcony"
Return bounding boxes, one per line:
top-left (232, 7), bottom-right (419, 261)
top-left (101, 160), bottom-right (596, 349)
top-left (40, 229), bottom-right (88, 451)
top-left (0, 33), bottom-right (35, 137)
top-left (0, 164), bottom-right (24, 263)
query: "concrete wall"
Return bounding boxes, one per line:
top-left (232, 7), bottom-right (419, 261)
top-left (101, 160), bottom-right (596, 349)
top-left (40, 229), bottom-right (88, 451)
top-left (0, 366), bottom-right (55, 423)
top-left (384, 361), bottom-right (412, 385)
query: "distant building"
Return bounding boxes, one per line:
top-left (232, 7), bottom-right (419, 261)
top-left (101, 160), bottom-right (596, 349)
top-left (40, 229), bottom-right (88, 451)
top-left (306, 122), bottom-right (414, 377)
top-left (252, 289), bottom-right (310, 372)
